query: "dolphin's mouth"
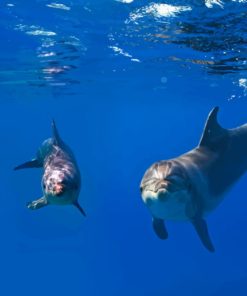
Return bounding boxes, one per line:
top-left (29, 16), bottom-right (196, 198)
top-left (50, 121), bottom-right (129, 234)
top-left (142, 186), bottom-right (189, 208)
top-left (140, 175), bottom-right (190, 205)
top-left (141, 188), bottom-right (172, 207)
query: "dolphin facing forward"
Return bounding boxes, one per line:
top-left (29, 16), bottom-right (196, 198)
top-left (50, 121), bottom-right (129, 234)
top-left (140, 107), bottom-right (247, 252)
top-left (15, 121), bottom-right (86, 216)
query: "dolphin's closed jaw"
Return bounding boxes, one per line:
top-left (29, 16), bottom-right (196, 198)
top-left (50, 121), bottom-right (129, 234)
top-left (142, 189), bottom-right (169, 206)
top-left (142, 190), bottom-right (157, 206)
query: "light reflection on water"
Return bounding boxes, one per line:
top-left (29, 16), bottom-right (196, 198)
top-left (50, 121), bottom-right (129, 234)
top-left (0, 0), bottom-right (247, 97)
top-left (117, 1), bottom-right (247, 73)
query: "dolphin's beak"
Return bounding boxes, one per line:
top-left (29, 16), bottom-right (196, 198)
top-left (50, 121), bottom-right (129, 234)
top-left (142, 188), bottom-right (170, 206)
top-left (14, 158), bottom-right (42, 170)
top-left (156, 188), bottom-right (170, 201)
top-left (141, 178), bottom-right (185, 205)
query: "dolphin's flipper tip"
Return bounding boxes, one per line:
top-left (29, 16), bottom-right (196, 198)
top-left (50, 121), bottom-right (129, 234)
top-left (152, 217), bottom-right (168, 240)
top-left (26, 201), bottom-right (35, 209)
top-left (191, 218), bottom-right (215, 253)
top-left (74, 201), bottom-right (86, 217)
top-left (26, 197), bottom-right (48, 210)
top-left (14, 164), bottom-right (26, 171)
top-left (14, 159), bottom-right (42, 171)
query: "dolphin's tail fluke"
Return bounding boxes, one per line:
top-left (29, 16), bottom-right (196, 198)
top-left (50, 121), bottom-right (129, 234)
top-left (14, 158), bottom-right (42, 170)
top-left (73, 200), bottom-right (86, 217)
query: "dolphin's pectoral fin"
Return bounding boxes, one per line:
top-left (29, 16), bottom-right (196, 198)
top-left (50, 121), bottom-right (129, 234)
top-left (152, 217), bottom-right (168, 240)
top-left (14, 158), bottom-right (42, 170)
top-left (199, 106), bottom-right (228, 151)
top-left (191, 217), bottom-right (215, 252)
top-left (27, 196), bottom-right (48, 210)
top-left (73, 200), bottom-right (86, 217)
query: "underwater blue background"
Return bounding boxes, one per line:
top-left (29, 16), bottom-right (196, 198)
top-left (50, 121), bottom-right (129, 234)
top-left (0, 0), bottom-right (247, 295)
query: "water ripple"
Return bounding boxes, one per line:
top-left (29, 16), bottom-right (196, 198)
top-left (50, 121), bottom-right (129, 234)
top-left (1, 0), bottom-right (247, 97)
top-left (112, 0), bottom-right (247, 75)
top-left (46, 3), bottom-right (71, 11)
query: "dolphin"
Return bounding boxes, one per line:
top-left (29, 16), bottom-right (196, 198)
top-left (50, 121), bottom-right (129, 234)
top-left (14, 121), bottom-right (86, 216)
top-left (140, 107), bottom-right (247, 252)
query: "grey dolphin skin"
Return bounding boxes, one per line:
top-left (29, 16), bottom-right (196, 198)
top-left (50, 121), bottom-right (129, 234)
top-left (140, 107), bottom-right (247, 252)
top-left (14, 121), bottom-right (86, 216)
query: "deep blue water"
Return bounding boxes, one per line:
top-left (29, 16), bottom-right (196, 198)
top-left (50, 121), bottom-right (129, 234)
top-left (1, 0), bottom-right (247, 295)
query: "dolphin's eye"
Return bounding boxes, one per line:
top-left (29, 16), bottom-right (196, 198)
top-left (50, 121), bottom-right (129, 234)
top-left (140, 186), bottom-right (143, 193)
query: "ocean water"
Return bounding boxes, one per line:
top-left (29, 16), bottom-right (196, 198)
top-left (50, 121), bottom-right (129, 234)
top-left (1, 0), bottom-right (247, 295)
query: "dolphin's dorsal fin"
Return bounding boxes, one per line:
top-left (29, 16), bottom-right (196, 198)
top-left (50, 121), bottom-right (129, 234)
top-left (52, 120), bottom-right (62, 146)
top-left (199, 107), bottom-right (228, 151)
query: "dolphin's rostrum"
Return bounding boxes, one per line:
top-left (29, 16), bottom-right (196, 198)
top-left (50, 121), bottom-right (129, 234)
top-left (15, 121), bottom-right (86, 216)
top-left (140, 107), bottom-right (247, 252)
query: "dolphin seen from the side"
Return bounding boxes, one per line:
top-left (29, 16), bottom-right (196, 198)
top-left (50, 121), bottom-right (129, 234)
top-left (15, 121), bottom-right (86, 216)
top-left (140, 107), bottom-right (247, 252)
